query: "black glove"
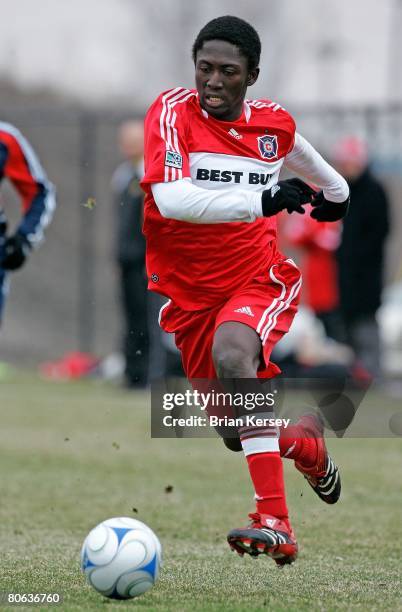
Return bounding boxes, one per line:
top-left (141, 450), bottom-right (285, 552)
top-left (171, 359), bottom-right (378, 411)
top-left (261, 178), bottom-right (316, 217)
top-left (310, 191), bottom-right (350, 222)
top-left (2, 232), bottom-right (32, 271)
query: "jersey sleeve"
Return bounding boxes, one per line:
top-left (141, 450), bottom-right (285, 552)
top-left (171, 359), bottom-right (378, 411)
top-left (278, 108), bottom-right (296, 155)
top-left (141, 88), bottom-right (192, 187)
top-left (0, 123), bottom-right (56, 246)
top-left (285, 133), bottom-right (349, 203)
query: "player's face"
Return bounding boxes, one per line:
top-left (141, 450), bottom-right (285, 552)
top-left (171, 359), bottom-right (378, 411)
top-left (195, 40), bottom-right (259, 122)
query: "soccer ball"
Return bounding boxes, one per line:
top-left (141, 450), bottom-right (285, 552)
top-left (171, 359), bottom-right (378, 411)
top-left (81, 517), bottom-right (162, 599)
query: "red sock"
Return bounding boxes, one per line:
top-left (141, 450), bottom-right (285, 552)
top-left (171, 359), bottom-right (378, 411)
top-left (279, 424), bottom-right (317, 467)
top-left (246, 451), bottom-right (289, 520)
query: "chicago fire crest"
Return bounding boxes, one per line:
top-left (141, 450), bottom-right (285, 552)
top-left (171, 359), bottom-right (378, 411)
top-left (257, 135), bottom-right (278, 160)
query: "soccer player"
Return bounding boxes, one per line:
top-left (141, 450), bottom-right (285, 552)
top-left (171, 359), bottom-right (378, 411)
top-left (141, 16), bottom-right (349, 565)
top-left (0, 122), bottom-right (55, 325)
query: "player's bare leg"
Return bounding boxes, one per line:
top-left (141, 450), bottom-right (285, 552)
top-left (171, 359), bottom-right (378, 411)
top-left (212, 322), bottom-right (298, 565)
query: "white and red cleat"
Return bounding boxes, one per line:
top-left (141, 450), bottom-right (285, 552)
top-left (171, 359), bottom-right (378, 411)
top-left (295, 414), bottom-right (341, 504)
top-left (227, 513), bottom-right (298, 566)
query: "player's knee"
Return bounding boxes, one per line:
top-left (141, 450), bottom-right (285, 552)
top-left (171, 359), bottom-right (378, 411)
top-left (214, 424), bottom-right (242, 451)
top-left (222, 437), bottom-right (243, 452)
top-left (212, 344), bottom-right (254, 378)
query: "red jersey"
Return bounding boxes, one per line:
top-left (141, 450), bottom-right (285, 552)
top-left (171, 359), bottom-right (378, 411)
top-left (141, 87), bottom-right (296, 311)
top-left (0, 121), bottom-right (55, 245)
top-left (283, 206), bottom-right (340, 313)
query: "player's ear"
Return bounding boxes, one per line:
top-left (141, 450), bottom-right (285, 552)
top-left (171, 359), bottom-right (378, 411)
top-left (247, 68), bottom-right (259, 86)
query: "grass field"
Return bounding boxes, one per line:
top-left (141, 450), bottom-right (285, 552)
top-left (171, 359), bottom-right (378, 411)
top-left (0, 372), bottom-right (401, 611)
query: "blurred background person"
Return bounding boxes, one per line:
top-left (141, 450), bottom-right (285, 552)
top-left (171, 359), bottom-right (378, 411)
top-left (271, 305), bottom-right (354, 380)
top-left (334, 136), bottom-right (390, 379)
top-left (283, 204), bottom-right (343, 341)
top-left (111, 120), bottom-right (149, 388)
top-left (0, 121), bottom-right (55, 327)
top-left (111, 120), bottom-right (180, 387)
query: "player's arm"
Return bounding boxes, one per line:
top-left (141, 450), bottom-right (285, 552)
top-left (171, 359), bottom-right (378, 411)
top-left (284, 133), bottom-right (350, 221)
top-left (152, 179), bottom-right (263, 224)
top-left (0, 125), bottom-right (56, 270)
top-left (152, 178), bottom-right (315, 225)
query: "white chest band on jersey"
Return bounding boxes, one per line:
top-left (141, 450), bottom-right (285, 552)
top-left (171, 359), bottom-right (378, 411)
top-left (151, 132), bottom-right (349, 224)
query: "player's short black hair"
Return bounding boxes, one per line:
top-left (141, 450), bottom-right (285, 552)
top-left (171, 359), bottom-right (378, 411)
top-left (192, 15), bottom-right (261, 71)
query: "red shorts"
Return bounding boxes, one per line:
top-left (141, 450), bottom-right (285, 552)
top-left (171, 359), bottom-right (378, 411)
top-left (159, 256), bottom-right (301, 379)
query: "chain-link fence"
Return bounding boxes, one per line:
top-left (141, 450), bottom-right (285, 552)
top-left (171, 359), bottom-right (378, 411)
top-left (1, 105), bottom-right (401, 364)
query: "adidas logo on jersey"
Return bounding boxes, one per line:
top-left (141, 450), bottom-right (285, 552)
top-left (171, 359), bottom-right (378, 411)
top-left (228, 128), bottom-right (243, 140)
top-left (234, 306), bottom-right (254, 317)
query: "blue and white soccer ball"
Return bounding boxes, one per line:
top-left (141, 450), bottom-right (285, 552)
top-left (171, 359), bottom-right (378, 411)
top-left (81, 517), bottom-right (162, 599)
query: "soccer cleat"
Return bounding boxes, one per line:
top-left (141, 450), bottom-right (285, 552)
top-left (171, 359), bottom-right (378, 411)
top-left (295, 413), bottom-right (341, 504)
top-left (227, 513), bottom-right (298, 566)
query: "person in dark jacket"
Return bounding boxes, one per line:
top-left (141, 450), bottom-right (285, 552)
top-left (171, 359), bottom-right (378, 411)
top-left (334, 136), bottom-right (390, 378)
top-left (111, 120), bottom-right (149, 387)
